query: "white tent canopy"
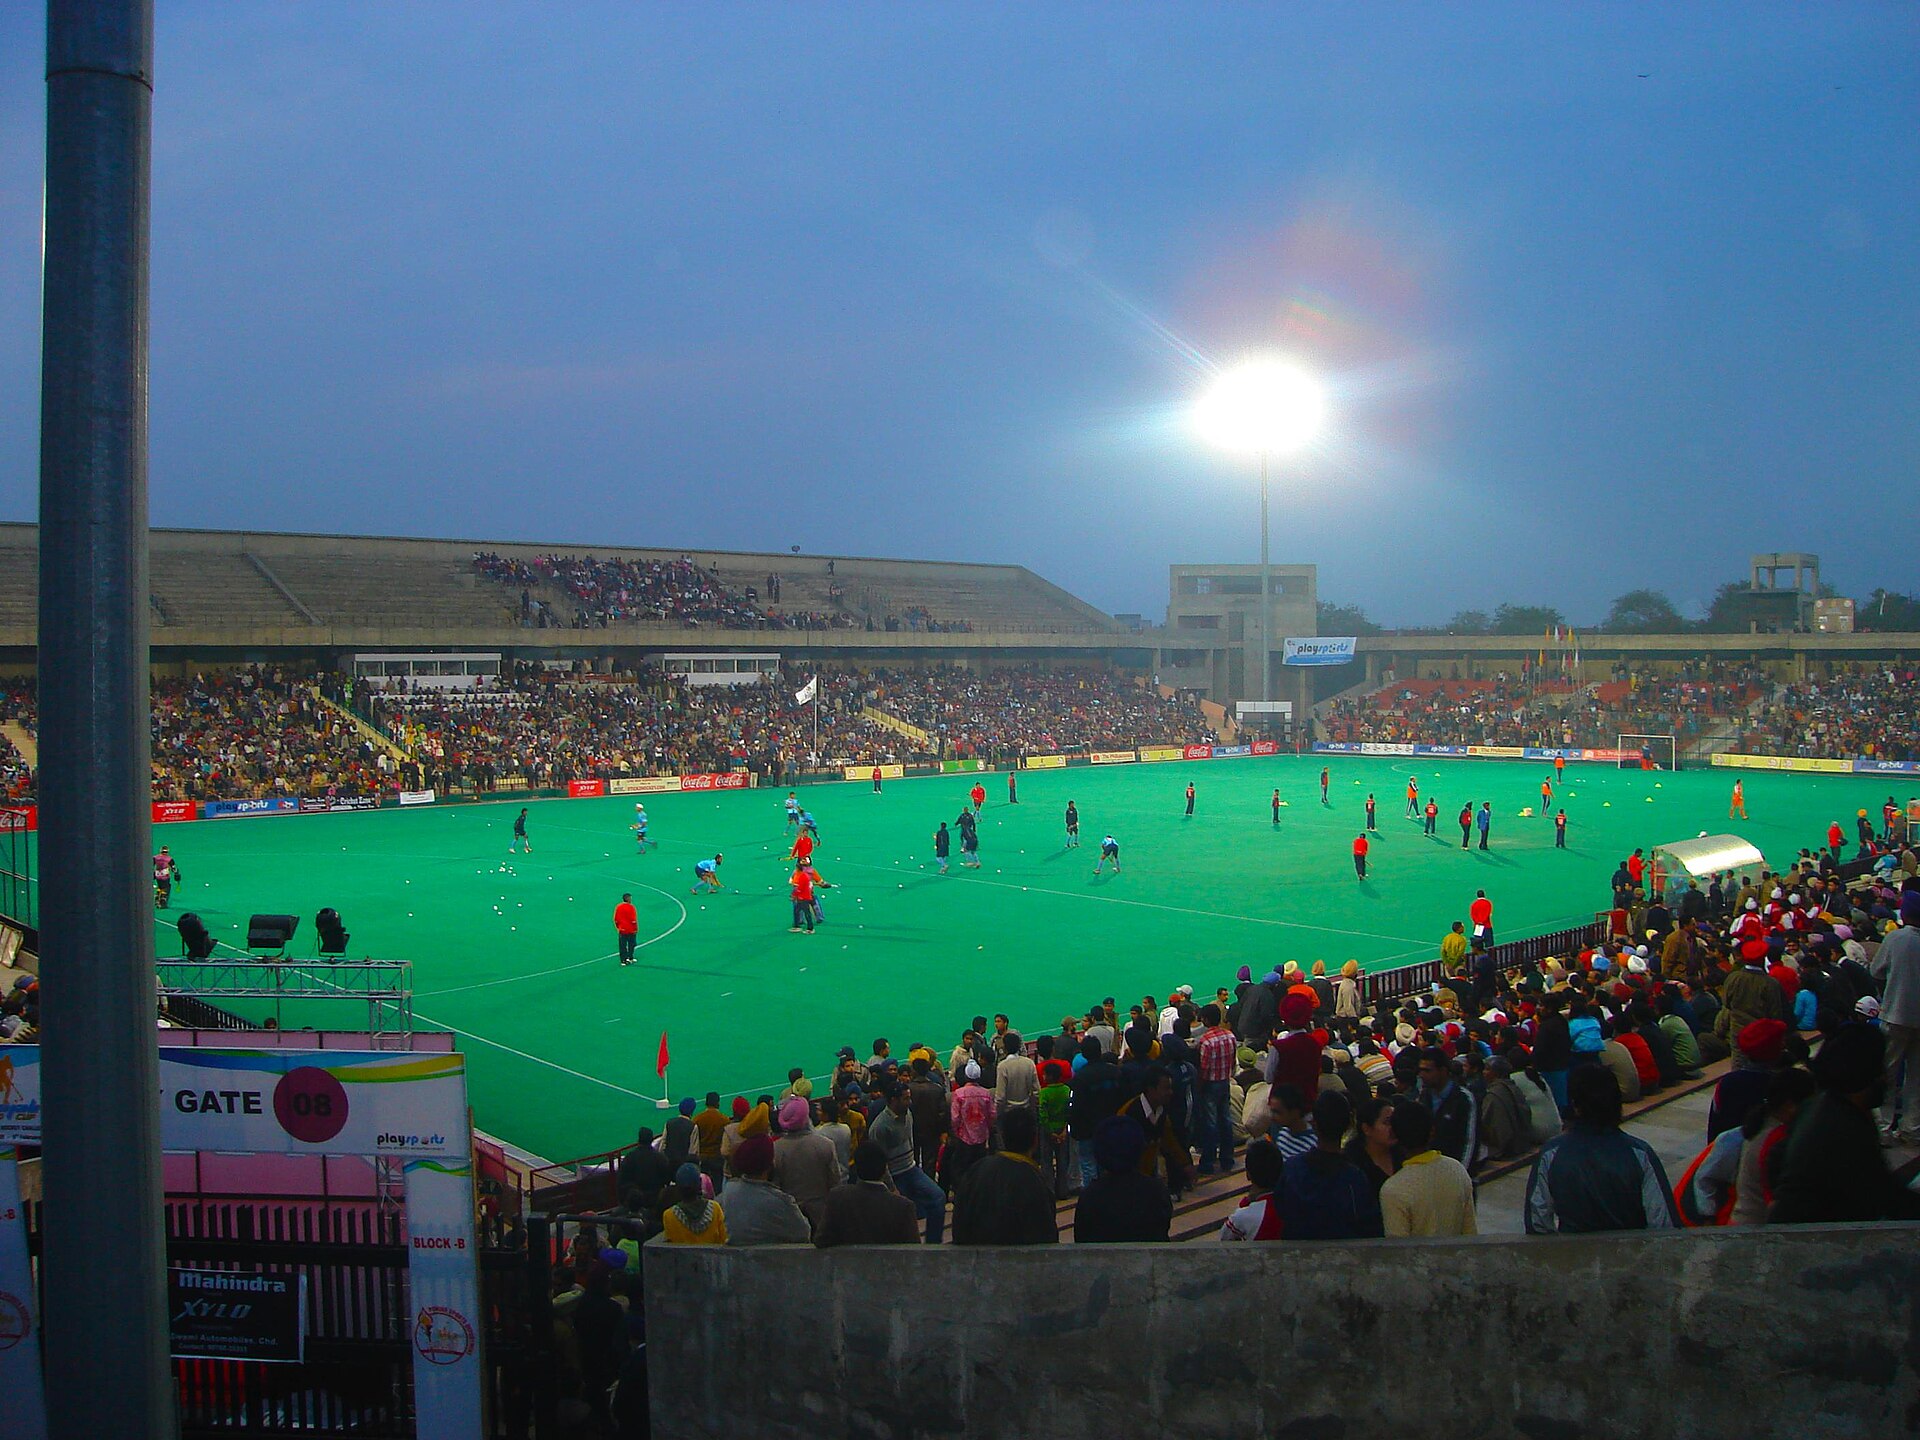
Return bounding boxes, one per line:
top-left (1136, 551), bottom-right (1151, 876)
top-left (1653, 833), bottom-right (1765, 879)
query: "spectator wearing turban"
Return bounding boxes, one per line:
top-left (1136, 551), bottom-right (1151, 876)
top-left (1771, 1024), bottom-right (1920, 1224)
top-left (1707, 1019), bottom-right (1790, 1140)
top-left (1704, 936), bottom-right (1787, 1065)
top-left (1264, 994), bottom-right (1323, 1101)
top-left (771, 1099), bottom-right (840, 1230)
top-left (659, 1162), bottom-right (727, 1245)
top-left (719, 1135), bottom-right (812, 1246)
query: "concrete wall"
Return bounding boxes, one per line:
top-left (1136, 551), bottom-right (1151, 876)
top-left (644, 1224), bottom-right (1920, 1440)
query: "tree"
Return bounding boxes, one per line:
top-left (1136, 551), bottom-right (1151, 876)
top-left (1489, 604), bottom-right (1566, 636)
top-left (1316, 601), bottom-right (1381, 636)
top-left (1858, 590), bottom-right (1920, 632)
top-left (1602, 589), bottom-right (1685, 634)
top-left (1446, 610), bottom-right (1491, 635)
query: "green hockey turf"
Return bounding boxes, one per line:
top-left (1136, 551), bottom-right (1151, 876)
top-left (145, 755), bottom-right (1873, 1161)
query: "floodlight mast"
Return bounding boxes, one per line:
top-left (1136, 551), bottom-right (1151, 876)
top-left (1193, 359), bottom-right (1325, 705)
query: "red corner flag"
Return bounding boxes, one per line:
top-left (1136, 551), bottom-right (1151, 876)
top-left (655, 1031), bottom-right (670, 1079)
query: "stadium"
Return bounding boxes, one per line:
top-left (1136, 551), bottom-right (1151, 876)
top-left (2, 519), bottom-right (1919, 1436)
top-left (8, 6), bottom-right (1920, 1440)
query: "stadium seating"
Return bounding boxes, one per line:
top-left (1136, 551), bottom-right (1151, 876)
top-left (150, 550), bottom-right (308, 628)
top-left (1324, 664), bottom-right (1769, 758)
top-left (1734, 666), bottom-right (1920, 763)
top-left (269, 552), bottom-right (518, 628)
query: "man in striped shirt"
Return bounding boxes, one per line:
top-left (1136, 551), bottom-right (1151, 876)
top-left (1264, 1085), bottom-right (1318, 1162)
top-left (1195, 1004), bottom-right (1238, 1175)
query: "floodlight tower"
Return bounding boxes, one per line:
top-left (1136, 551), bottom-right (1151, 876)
top-left (1193, 358), bottom-right (1326, 703)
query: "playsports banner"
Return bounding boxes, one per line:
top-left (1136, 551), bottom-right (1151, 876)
top-left (939, 759), bottom-right (985, 774)
top-left (1137, 746), bottom-right (1184, 763)
top-left (203, 797), bottom-right (300, 819)
top-left (843, 764), bottom-right (905, 782)
top-left (1022, 754), bottom-right (1067, 769)
top-left (1283, 637), bottom-right (1357, 666)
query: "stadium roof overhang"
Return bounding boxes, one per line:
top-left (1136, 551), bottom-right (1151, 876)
top-left (1653, 833), bottom-right (1765, 878)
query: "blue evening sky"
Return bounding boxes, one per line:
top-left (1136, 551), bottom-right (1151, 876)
top-left (1, 4), bottom-right (1914, 625)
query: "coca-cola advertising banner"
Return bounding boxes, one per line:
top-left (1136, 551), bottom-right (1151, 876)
top-left (679, 772), bottom-right (749, 792)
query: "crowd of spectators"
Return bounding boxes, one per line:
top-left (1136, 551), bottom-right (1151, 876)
top-left (149, 668), bottom-right (390, 802)
top-left (845, 665), bottom-right (1209, 762)
top-left (473, 552), bottom-right (862, 631)
top-left (1323, 675), bottom-right (1551, 748)
top-left (1732, 666), bottom-right (1920, 763)
top-left (474, 551), bottom-right (767, 630)
top-left (883, 605), bottom-right (971, 634)
top-left (366, 664), bottom-right (1208, 784)
top-left (1325, 662), bottom-right (1771, 754)
top-left (0, 662), bottom-right (1209, 800)
top-left (0, 679), bottom-right (34, 799)
top-left (364, 662), bottom-right (891, 788)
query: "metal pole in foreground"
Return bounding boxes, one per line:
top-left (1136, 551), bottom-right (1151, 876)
top-left (1258, 450), bottom-right (1271, 705)
top-left (38, 2), bottom-right (173, 1437)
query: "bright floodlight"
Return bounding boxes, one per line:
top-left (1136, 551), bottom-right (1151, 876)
top-left (1193, 357), bottom-right (1326, 455)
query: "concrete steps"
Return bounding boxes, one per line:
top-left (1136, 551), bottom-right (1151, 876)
top-left (312, 688), bottom-right (412, 762)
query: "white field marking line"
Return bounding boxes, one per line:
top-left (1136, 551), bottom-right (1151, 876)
top-left (413, 880), bottom-right (688, 998)
top-left (410, 1013), bottom-right (845, 1112)
top-left (410, 1013), bottom-right (658, 1100)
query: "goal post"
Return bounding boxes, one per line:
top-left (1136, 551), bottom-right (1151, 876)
top-left (1618, 733), bottom-right (1676, 772)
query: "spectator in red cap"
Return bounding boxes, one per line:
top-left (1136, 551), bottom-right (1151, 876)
top-left (1708, 1019), bottom-right (1789, 1139)
top-left (1264, 994), bottom-right (1322, 1100)
top-left (1703, 937), bottom-right (1785, 1063)
top-left (716, 1136), bottom-right (810, 1246)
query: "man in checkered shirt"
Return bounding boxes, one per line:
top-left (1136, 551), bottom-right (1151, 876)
top-left (1195, 1004), bottom-right (1239, 1175)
